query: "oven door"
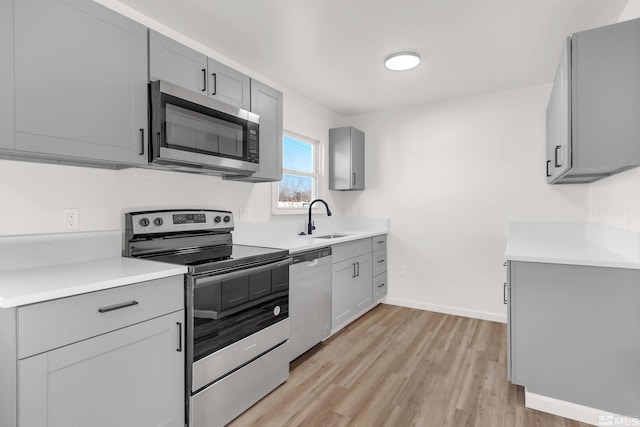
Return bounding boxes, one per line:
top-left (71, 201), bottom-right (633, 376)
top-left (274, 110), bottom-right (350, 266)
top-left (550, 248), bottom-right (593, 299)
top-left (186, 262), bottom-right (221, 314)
top-left (187, 257), bottom-right (292, 394)
top-left (149, 80), bottom-right (259, 175)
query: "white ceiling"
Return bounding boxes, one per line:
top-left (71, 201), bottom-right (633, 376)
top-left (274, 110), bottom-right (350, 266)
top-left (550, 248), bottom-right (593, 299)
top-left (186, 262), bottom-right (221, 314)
top-left (120, 0), bottom-right (628, 116)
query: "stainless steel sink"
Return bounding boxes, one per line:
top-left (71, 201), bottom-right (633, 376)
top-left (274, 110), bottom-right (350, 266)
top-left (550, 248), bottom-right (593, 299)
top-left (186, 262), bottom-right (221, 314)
top-left (313, 234), bottom-right (350, 239)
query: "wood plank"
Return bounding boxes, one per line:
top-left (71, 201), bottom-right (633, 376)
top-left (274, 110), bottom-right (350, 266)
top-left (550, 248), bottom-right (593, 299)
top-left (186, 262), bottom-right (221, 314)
top-left (229, 304), bottom-right (592, 427)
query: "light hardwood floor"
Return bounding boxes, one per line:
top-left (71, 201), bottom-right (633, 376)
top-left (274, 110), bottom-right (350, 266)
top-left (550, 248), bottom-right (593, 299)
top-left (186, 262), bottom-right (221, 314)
top-left (229, 304), bottom-right (590, 427)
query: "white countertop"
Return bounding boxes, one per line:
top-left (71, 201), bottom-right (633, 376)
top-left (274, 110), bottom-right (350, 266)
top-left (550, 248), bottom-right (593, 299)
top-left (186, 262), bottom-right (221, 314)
top-left (239, 230), bottom-right (388, 253)
top-left (233, 217), bottom-right (389, 253)
top-left (0, 218), bottom-right (389, 308)
top-left (0, 257), bottom-right (187, 308)
top-left (505, 221), bottom-right (640, 269)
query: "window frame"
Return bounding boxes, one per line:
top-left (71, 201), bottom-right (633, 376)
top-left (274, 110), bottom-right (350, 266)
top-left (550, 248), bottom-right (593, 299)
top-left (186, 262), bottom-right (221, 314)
top-left (272, 130), bottom-right (322, 215)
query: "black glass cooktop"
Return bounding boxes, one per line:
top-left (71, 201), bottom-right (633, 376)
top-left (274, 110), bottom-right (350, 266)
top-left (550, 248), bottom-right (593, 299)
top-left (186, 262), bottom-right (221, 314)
top-left (144, 244), bottom-right (288, 274)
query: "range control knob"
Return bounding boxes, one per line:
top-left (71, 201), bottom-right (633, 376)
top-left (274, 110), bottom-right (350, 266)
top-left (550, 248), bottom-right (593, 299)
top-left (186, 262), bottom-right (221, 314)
top-left (154, 218), bottom-right (163, 226)
top-left (223, 215), bottom-right (231, 223)
top-left (139, 218), bottom-right (150, 227)
top-left (214, 216), bottom-right (222, 224)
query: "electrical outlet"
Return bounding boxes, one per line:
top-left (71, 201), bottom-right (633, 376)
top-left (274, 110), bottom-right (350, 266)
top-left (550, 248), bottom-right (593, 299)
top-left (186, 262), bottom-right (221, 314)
top-left (63, 208), bottom-right (79, 231)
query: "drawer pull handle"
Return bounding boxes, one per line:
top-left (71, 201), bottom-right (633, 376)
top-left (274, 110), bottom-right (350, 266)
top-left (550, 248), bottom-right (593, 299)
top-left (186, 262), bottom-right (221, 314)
top-left (377, 241), bottom-right (384, 244)
top-left (377, 259), bottom-right (385, 263)
top-left (177, 322), bottom-right (183, 352)
top-left (227, 296), bottom-right (246, 304)
top-left (98, 300), bottom-right (139, 313)
top-left (377, 283), bottom-right (385, 288)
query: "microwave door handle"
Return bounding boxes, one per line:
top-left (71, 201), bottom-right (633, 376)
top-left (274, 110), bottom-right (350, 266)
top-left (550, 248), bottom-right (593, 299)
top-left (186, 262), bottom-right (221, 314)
top-left (194, 257), bottom-right (293, 288)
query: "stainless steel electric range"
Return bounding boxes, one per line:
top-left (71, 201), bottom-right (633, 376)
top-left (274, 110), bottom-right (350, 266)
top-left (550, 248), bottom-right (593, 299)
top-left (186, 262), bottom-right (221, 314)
top-left (123, 209), bottom-right (291, 427)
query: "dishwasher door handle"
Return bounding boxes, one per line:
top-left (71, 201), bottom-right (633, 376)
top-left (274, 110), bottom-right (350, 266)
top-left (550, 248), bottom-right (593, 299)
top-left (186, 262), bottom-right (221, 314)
top-left (307, 259), bottom-right (319, 267)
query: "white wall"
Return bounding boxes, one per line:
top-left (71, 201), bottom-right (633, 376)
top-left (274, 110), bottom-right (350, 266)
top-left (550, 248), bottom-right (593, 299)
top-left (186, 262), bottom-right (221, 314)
top-left (0, 1), bottom-right (343, 236)
top-left (588, 0), bottom-right (640, 229)
top-left (339, 85), bottom-right (589, 321)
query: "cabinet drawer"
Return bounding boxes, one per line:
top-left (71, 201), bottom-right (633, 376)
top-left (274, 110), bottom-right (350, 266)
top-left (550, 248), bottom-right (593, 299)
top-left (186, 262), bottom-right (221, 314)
top-left (373, 249), bottom-right (387, 277)
top-left (372, 235), bottom-right (387, 252)
top-left (332, 238), bottom-right (372, 264)
top-left (373, 273), bottom-right (387, 301)
top-left (18, 275), bottom-right (183, 359)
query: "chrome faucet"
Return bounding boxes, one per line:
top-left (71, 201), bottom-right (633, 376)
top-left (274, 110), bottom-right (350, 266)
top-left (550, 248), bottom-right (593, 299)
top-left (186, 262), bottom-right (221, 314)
top-left (307, 199), bottom-right (332, 235)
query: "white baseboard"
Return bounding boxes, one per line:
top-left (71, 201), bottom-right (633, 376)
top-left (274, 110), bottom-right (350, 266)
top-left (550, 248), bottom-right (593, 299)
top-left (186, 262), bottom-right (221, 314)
top-left (383, 297), bottom-right (507, 324)
top-left (525, 390), bottom-right (639, 426)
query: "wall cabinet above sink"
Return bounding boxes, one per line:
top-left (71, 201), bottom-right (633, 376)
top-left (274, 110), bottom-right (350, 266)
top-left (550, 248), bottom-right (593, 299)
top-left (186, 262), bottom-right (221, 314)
top-left (547, 18), bottom-right (640, 184)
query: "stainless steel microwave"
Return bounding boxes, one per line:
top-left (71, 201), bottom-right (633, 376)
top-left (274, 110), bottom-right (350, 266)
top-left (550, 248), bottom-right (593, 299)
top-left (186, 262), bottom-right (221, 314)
top-left (149, 80), bottom-right (259, 176)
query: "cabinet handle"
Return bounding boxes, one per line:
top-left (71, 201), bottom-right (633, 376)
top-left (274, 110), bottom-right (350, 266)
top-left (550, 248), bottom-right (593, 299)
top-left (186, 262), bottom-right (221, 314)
top-left (352, 173), bottom-right (356, 186)
top-left (211, 73), bottom-right (217, 96)
top-left (98, 300), bottom-right (139, 313)
top-left (546, 160), bottom-right (551, 177)
top-left (201, 69), bottom-right (207, 92)
top-left (352, 263), bottom-right (357, 278)
top-left (554, 145), bottom-right (562, 168)
top-left (176, 322), bottom-right (182, 352)
top-left (377, 259), bottom-right (385, 264)
top-left (356, 262), bottom-right (360, 277)
top-left (377, 240), bottom-right (384, 244)
top-left (139, 128), bottom-right (145, 156)
top-left (226, 296), bottom-right (246, 304)
top-left (503, 262), bottom-right (507, 267)
top-left (503, 283), bottom-right (508, 304)
top-left (377, 282), bottom-right (385, 288)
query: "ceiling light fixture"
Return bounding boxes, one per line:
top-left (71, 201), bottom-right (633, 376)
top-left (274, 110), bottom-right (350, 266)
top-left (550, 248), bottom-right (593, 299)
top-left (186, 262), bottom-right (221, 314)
top-left (384, 52), bottom-right (421, 71)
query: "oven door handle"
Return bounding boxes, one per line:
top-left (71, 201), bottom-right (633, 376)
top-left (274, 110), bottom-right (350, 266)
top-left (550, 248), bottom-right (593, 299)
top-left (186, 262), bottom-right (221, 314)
top-left (194, 257), bottom-right (293, 288)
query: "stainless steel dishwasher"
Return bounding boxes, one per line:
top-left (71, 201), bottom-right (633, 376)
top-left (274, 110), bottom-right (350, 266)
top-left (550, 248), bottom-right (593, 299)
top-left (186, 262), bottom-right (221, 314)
top-left (289, 247), bottom-right (332, 362)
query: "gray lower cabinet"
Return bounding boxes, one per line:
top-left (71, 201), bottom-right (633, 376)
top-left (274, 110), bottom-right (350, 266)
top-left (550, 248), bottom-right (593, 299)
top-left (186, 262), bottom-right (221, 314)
top-left (149, 30), bottom-right (250, 110)
top-left (372, 235), bottom-right (388, 300)
top-left (8, 0), bottom-right (148, 167)
top-left (225, 79), bottom-right (283, 182)
top-left (547, 18), bottom-right (640, 183)
top-left (0, 275), bottom-right (185, 427)
top-left (18, 310), bottom-right (184, 427)
top-left (507, 261), bottom-right (640, 417)
top-left (331, 236), bottom-right (388, 331)
top-left (329, 126), bottom-right (365, 191)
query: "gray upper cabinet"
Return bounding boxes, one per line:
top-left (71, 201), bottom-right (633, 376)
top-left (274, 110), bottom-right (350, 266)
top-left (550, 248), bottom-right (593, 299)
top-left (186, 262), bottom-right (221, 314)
top-left (149, 30), bottom-right (208, 94)
top-left (225, 79), bottom-right (283, 182)
top-left (546, 38), bottom-right (571, 183)
top-left (547, 18), bottom-right (640, 184)
top-left (149, 30), bottom-right (250, 110)
top-left (10, 0), bottom-right (148, 167)
top-left (207, 58), bottom-right (250, 110)
top-left (329, 126), bottom-right (365, 191)
top-left (0, 1), bottom-right (13, 150)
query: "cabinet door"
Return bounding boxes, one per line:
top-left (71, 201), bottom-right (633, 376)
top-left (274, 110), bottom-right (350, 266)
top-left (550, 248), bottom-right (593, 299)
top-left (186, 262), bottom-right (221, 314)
top-left (18, 310), bottom-right (185, 427)
top-left (249, 80), bottom-right (283, 181)
top-left (13, 0), bottom-right (148, 166)
top-left (353, 253), bottom-right (373, 312)
top-left (350, 127), bottom-right (365, 190)
top-left (331, 259), bottom-right (356, 330)
top-left (0, 0), bottom-right (14, 149)
top-left (149, 30), bottom-right (208, 94)
top-left (207, 57), bottom-right (250, 110)
top-left (571, 19), bottom-right (640, 170)
top-left (546, 37), bottom-right (571, 183)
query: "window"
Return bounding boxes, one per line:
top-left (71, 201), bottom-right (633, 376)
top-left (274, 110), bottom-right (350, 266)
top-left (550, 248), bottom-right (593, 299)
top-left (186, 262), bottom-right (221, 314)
top-left (274, 132), bottom-right (320, 212)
